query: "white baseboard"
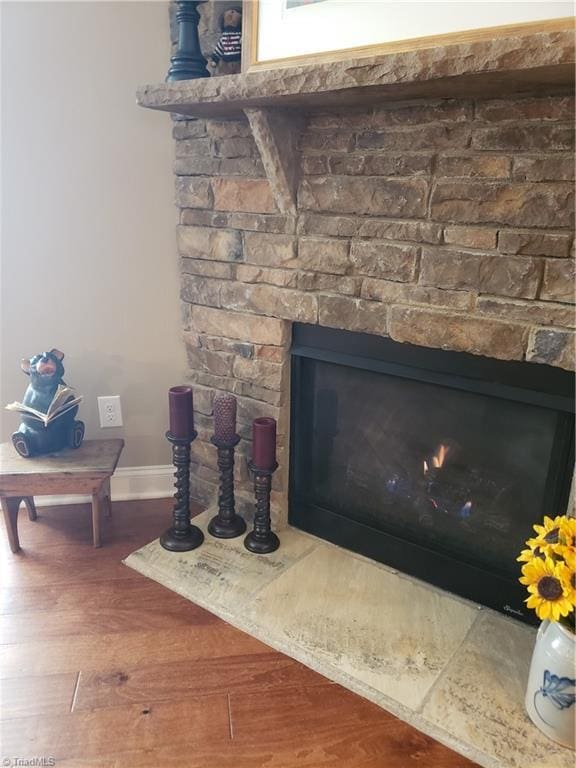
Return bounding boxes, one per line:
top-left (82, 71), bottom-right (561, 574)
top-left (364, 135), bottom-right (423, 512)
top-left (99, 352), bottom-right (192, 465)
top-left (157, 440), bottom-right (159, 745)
top-left (33, 465), bottom-right (174, 507)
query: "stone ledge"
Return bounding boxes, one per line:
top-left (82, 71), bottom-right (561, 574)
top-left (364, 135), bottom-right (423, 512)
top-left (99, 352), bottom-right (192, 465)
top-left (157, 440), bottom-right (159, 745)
top-left (137, 28), bottom-right (574, 118)
top-left (141, 26), bottom-right (574, 219)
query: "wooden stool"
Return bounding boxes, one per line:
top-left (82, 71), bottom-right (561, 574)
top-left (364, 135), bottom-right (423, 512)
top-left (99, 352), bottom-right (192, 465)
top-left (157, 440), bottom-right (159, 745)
top-left (0, 438), bottom-right (124, 552)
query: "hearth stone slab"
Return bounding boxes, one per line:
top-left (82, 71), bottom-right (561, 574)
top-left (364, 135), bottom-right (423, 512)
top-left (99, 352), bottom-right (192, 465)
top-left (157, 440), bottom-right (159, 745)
top-left (124, 509), bottom-right (574, 768)
top-left (422, 611), bottom-right (572, 768)
top-left (125, 513), bottom-right (316, 611)
top-left (247, 543), bottom-right (477, 710)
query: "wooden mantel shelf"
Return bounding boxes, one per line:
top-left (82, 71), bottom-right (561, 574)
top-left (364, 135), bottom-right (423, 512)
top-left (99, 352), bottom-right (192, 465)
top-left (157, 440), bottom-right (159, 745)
top-left (137, 27), bottom-right (574, 119)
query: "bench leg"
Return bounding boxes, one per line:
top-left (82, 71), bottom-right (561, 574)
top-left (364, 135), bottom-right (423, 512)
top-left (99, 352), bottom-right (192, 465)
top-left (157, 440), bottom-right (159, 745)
top-left (24, 496), bottom-right (37, 521)
top-left (91, 485), bottom-right (104, 548)
top-left (1, 496), bottom-right (22, 553)
top-left (103, 477), bottom-right (112, 518)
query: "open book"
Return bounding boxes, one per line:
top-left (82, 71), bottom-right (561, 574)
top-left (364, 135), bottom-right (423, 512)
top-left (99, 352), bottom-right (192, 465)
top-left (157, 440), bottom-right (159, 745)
top-left (5, 385), bottom-right (83, 428)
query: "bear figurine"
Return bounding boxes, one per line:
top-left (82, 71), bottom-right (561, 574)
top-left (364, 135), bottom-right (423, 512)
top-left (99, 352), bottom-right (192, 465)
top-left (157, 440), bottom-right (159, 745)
top-left (209, 6), bottom-right (242, 76)
top-left (11, 349), bottom-right (85, 458)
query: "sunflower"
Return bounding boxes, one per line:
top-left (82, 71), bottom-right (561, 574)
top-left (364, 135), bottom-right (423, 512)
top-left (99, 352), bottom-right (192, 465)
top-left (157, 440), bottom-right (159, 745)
top-left (559, 516), bottom-right (576, 555)
top-left (517, 545), bottom-right (545, 563)
top-left (558, 556), bottom-right (576, 607)
top-left (520, 556), bottom-right (573, 622)
top-left (526, 515), bottom-right (566, 556)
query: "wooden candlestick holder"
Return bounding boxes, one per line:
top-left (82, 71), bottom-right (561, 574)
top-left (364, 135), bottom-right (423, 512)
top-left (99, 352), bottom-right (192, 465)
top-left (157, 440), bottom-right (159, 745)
top-left (244, 461), bottom-right (280, 554)
top-left (208, 434), bottom-right (246, 538)
top-left (160, 431), bottom-right (204, 551)
top-left (166, 0), bottom-right (210, 81)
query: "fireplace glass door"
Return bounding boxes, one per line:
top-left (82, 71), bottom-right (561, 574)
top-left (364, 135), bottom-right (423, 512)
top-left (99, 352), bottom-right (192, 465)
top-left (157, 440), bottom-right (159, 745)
top-left (290, 325), bottom-right (574, 623)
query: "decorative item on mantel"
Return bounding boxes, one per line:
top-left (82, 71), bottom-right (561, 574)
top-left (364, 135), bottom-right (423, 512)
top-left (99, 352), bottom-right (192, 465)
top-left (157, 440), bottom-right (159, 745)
top-left (518, 515), bottom-right (576, 749)
top-left (208, 6), bottom-right (242, 76)
top-left (244, 417), bottom-right (280, 554)
top-left (159, 386), bottom-right (204, 552)
top-left (5, 349), bottom-right (84, 458)
top-left (166, 1), bottom-right (209, 82)
top-left (207, 393), bottom-right (246, 538)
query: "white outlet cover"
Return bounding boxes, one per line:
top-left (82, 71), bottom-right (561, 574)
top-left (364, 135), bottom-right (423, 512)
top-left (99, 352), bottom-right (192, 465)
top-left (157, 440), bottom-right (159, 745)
top-left (97, 396), bottom-right (123, 428)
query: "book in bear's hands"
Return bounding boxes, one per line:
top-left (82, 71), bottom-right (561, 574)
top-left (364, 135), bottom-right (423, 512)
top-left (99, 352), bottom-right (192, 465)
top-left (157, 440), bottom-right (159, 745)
top-left (5, 385), bottom-right (83, 428)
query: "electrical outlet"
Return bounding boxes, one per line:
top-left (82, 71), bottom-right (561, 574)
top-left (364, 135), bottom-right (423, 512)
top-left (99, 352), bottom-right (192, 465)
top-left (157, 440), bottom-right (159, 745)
top-left (97, 396), bottom-right (123, 428)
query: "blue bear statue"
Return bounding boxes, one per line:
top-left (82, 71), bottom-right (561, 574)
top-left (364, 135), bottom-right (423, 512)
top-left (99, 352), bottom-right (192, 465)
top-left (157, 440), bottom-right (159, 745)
top-left (11, 349), bottom-right (85, 458)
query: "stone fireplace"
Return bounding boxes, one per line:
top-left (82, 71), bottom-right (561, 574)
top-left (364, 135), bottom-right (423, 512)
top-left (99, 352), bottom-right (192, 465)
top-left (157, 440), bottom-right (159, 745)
top-left (169, 87), bottom-right (575, 537)
top-left (136, 25), bottom-right (576, 616)
top-left (130, 31), bottom-right (576, 764)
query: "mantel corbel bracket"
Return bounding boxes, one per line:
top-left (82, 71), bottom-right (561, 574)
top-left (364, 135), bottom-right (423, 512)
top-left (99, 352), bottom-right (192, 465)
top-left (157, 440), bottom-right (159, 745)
top-left (244, 108), bottom-right (305, 216)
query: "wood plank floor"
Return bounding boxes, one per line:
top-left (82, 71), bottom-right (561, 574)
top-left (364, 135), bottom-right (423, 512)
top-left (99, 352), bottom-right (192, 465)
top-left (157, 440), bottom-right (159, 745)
top-left (1, 498), bottom-right (479, 767)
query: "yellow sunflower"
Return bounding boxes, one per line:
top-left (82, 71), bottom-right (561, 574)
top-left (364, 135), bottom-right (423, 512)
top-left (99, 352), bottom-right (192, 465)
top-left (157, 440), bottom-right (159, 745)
top-left (526, 515), bottom-right (566, 556)
top-left (517, 545), bottom-right (545, 563)
top-left (558, 557), bottom-right (576, 607)
top-left (559, 516), bottom-right (576, 555)
top-left (520, 556), bottom-right (573, 622)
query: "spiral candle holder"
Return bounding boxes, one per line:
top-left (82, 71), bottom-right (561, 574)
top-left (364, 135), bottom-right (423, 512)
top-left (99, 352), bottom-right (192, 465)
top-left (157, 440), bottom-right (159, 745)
top-left (160, 430), bottom-right (204, 551)
top-left (244, 460), bottom-right (280, 554)
top-left (208, 434), bottom-right (247, 538)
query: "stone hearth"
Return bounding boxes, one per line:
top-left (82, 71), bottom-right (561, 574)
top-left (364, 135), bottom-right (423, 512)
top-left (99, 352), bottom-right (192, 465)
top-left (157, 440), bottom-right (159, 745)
top-left (125, 509), bottom-right (575, 768)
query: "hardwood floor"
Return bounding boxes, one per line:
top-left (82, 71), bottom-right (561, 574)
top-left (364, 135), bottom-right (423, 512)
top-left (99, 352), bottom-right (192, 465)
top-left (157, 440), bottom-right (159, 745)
top-left (0, 498), bottom-right (478, 767)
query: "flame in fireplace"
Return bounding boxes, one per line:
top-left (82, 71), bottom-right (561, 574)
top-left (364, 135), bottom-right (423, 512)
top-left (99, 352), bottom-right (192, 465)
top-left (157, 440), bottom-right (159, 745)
top-left (423, 444), bottom-right (450, 474)
top-left (460, 501), bottom-right (473, 518)
top-left (432, 443), bottom-right (449, 468)
top-left (419, 443), bottom-right (475, 519)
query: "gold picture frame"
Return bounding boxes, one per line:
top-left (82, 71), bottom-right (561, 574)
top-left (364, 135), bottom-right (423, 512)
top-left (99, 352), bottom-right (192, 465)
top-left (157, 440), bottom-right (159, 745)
top-left (241, 2), bottom-right (573, 74)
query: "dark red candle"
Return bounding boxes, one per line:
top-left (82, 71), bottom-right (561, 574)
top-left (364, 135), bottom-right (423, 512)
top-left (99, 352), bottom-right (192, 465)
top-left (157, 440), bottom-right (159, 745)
top-left (213, 393), bottom-right (237, 443)
top-left (168, 386), bottom-right (194, 438)
top-left (252, 417), bottom-right (277, 470)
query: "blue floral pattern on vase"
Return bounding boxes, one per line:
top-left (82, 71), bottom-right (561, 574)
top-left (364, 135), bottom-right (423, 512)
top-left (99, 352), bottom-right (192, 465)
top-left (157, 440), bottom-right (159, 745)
top-left (534, 670), bottom-right (576, 727)
top-left (525, 621), bottom-right (575, 748)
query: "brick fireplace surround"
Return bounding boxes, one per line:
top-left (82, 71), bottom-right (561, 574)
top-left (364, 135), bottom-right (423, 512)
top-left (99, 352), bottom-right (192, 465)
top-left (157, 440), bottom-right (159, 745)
top-left (168, 90), bottom-right (575, 518)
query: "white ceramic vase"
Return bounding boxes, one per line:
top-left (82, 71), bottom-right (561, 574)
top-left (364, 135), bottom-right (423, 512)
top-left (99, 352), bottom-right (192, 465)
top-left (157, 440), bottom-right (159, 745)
top-left (525, 620), bottom-right (576, 749)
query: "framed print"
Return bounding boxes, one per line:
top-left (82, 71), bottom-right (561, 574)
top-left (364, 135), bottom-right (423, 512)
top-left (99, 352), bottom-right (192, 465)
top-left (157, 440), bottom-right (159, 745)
top-left (242, 1), bottom-right (573, 72)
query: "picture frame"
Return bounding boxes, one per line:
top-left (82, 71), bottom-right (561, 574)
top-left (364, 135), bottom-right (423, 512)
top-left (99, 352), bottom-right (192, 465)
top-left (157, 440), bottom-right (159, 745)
top-left (241, 1), bottom-right (573, 73)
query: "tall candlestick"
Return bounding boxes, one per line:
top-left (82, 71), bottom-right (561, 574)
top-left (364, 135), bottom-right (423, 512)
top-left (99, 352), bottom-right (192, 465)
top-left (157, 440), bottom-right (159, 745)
top-left (208, 393), bottom-right (246, 538)
top-left (244, 461), bottom-right (279, 554)
top-left (252, 417), bottom-right (276, 470)
top-left (160, 431), bottom-right (204, 552)
top-left (207, 433), bottom-right (246, 539)
top-left (169, 386), bottom-right (194, 439)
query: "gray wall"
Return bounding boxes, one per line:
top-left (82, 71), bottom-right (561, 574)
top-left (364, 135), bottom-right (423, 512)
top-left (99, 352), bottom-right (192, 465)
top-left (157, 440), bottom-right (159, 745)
top-left (1, 1), bottom-right (186, 466)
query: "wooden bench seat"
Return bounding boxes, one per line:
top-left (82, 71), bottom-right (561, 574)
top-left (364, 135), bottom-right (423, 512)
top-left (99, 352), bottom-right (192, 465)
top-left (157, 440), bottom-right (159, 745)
top-left (0, 438), bottom-right (124, 552)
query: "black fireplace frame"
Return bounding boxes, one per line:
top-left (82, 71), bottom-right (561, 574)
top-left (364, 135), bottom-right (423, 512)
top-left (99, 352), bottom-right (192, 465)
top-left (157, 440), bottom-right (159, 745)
top-left (289, 324), bottom-right (575, 626)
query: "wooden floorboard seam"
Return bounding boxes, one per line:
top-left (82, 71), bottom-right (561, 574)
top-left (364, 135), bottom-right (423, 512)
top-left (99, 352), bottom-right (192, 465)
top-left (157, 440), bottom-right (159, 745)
top-left (70, 670), bottom-right (81, 713)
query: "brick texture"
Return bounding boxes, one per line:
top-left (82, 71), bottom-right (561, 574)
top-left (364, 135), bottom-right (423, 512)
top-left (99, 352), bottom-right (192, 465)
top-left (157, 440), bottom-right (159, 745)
top-left (389, 307), bottom-right (528, 360)
top-left (171, 92), bottom-right (575, 513)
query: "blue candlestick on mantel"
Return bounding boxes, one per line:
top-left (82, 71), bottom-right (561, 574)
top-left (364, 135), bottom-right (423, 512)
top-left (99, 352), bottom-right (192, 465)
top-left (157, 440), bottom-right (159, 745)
top-left (167, 1), bottom-right (210, 82)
